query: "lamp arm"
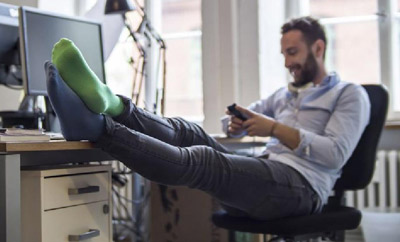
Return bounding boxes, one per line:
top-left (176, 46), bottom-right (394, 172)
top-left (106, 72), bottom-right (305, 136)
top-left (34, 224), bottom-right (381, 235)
top-left (132, 0), bottom-right (146, 17)
top-left (143, 17), bottom-right (166, 49)
top-left (123, 14), bottom-right (146, 57)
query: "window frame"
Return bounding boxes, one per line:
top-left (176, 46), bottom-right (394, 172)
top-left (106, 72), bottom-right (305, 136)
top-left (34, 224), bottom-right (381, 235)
top-left (304, 0), bottom-right (400, 121)
top-left (377, 0), bottom-right (400, 121)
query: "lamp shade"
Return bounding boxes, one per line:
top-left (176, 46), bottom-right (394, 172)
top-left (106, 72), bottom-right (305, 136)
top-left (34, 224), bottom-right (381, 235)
top-left (105, 0), bottom-right (135, 14)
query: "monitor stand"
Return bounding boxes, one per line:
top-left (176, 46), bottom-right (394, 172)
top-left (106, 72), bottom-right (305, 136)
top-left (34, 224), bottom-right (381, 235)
top-left (0, 95), bottom-right (60, 132)
top-left (43, 96), bottom-right (60, 132)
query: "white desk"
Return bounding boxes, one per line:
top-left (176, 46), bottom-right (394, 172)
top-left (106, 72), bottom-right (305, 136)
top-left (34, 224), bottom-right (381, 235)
top-left (0, 141), bottom-right (113, 242)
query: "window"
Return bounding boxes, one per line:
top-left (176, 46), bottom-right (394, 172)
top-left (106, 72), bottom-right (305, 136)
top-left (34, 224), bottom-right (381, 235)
top-left (307, 0), bottom-right (400, 120)
top-left (310, 0), bottom-right (380, 85)
top-left (394, 22), bottom-right (400, 112)
top-left (161, 0), bottom-right (203, 122)
top-left (106, 0), bottom-right (203, 122)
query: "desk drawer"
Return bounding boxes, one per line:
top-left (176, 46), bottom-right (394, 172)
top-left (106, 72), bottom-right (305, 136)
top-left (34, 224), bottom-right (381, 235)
top-left (42, 201), bottom-right (110, 242)
top-left (43, 172), bottom-right (109, 210)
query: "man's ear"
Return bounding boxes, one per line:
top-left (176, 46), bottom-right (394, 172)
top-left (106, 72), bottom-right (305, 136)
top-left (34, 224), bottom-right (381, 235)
top-left (313, 39), bottom-right (325, 58)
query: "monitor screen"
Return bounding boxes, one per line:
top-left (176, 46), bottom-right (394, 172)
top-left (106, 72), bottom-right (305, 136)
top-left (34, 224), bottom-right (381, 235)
top-left (0, 3), bottom-right (19, 66)
top-left (19, 7), bottom-right (106, 96)
top-left (0, 3), bottom-right (22, 86)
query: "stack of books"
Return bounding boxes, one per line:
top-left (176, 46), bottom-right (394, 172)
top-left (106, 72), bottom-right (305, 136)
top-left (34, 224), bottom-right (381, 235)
top-left (0, 128), bottom-right (51, 142)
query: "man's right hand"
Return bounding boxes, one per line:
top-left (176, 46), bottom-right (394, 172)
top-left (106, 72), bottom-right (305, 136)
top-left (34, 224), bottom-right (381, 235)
top-left (226, 109), bottom-right (246, 135)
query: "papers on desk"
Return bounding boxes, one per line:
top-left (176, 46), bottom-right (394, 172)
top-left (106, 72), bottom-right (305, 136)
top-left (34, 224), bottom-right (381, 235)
top-left (0, 128), bottom-right (50, 142)
top-left (45, 132), bottom-right (65, 140)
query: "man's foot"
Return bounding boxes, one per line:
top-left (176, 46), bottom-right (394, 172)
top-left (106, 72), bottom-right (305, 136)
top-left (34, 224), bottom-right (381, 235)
top-left (45, 61), bottom-right (105, 141)
top-left (51, 38), bottom-right (124, 117)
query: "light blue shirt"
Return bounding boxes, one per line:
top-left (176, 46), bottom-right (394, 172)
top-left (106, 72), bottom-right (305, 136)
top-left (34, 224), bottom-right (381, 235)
top-left (221, 73), bottom-right (371, 206)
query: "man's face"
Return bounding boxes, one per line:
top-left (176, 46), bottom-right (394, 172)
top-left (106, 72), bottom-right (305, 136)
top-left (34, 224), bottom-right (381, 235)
top-left (281, 30), bottom-right (319, 86)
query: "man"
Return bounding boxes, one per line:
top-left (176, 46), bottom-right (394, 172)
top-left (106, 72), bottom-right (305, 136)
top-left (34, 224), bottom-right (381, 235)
top-left (45, 16), bottom-right (370, 221)
top-left (221, 16), bottom-right (371, 217)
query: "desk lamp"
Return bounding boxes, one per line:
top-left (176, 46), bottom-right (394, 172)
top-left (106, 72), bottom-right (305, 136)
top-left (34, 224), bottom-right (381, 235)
top-left (105, 0), bottom-right (166, 115)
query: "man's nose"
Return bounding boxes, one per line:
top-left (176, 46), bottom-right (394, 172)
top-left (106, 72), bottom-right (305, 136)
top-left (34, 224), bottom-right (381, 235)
top-left (284, 57), bottom-right (291, 68)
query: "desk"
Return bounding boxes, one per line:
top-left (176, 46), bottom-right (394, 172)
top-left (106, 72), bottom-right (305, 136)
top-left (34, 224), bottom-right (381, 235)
top-left (0, 141), bottom-right (113, 242)
top-left (0, 138), bottom-right (267, 241)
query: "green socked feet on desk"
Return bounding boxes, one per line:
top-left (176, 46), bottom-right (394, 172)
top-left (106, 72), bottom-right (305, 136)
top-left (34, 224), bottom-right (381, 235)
top-left (45, 61), bottom-right (105, 141)
top-left (51, 38), bottom-right (123, 117)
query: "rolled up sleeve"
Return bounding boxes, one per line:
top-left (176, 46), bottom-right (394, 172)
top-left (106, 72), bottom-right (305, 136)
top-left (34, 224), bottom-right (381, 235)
top-left (293, 129), bottom-right (316, 157)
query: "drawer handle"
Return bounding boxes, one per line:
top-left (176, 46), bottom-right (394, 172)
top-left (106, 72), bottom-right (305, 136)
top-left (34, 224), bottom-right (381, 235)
top-left (68, 186), bottom-right (100, 195)
top-left (68, 229), bottom-right (100, 241)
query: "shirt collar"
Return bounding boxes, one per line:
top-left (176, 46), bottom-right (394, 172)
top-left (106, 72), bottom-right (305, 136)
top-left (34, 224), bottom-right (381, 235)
top-left (287, 72), bottom-right (340, 96)
top-left (320, 72), bottom-right (340, 87)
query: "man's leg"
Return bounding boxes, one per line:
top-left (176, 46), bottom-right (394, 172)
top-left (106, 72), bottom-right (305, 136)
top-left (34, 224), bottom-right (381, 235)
top-left (113, 95), bottom-right (228, 152)
top-left (51, 38), bottom-right (227, 152)
top-left (97, 116), bottom-right (318, 220)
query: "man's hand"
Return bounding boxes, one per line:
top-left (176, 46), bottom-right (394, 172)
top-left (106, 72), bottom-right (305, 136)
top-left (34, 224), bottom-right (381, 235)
top-left (226, 109), bottom-right (246, 135)
top-left (234, 105), bottom-right (276, 137)
top-left (226, 104), bottom-right (300, 149)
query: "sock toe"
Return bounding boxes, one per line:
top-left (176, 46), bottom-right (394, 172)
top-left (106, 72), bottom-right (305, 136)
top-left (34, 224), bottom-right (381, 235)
top-left (51, 38), bottom-right (73, 64)
top-left (45, 61), bottom-right (105, 141)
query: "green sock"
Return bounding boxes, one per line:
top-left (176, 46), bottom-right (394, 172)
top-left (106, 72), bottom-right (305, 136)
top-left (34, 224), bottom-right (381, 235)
top-left (51, 38), bottom-right (124, 117)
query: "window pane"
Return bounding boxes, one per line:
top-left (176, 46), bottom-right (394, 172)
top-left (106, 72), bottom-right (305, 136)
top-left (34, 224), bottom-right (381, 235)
top-left (164, 37), bottom-right (203, 121)
top-left (162, 0), bottom-right (201, 33)
top-left (394, 20), bottom-right (400, 111)
top-left (310, 0), bottom-right (376, 17)
top-left (161, 0), bottom-right (203, 122)
top-left (324, 21), bottom-right (380, 84)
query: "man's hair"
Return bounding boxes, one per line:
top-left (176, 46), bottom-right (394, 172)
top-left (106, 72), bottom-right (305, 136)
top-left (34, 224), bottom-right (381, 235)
top-left (281, 16), bottom-right (327, 58)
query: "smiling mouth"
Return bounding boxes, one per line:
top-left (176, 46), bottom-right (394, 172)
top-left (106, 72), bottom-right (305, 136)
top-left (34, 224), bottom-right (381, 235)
top-left (289, 66), bottom-right (301, 77)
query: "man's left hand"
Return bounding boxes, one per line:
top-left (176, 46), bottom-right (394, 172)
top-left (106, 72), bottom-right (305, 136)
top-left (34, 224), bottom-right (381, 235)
top-left (235, 105), bottom-right (276, 137)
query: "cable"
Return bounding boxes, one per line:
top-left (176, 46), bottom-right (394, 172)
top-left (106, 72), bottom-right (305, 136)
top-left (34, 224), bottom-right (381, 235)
top-left (4, 84), bottom-right (23, 90)
top-left (112, 180), bottom-right (151, 240)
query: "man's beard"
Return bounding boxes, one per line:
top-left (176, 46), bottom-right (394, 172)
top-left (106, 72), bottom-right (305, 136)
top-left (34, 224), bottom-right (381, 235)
top-left (293, 53), bottom-right (319, 87)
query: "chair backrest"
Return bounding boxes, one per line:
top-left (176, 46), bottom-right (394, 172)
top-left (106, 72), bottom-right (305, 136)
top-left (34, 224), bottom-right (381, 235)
top-left (334, 84), bottom-right (388, 191)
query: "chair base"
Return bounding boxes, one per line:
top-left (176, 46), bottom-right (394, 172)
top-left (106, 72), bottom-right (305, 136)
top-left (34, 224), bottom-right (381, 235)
top-left (265, 230), bottom-right (344, 242)
top-left (228, 230), bottom-right (344, 242)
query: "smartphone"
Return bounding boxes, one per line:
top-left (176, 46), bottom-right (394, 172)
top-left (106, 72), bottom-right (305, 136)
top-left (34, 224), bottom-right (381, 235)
top-left (227, 103), bottom-right (248, 121)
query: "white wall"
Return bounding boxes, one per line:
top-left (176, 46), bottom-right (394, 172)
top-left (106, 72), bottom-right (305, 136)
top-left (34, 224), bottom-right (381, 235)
top-left (202, 0), bottom-right (287, 133)
top-left (0, 0), bottom-right (37, 6)
top-left (259, 1), bottom-right (286, 99)
top-left (202, 0), bottom-right (238, 134)
top-left (38, 0), bottom-right (76, 15)
top-left (0, 87), bottom-right (22, 111)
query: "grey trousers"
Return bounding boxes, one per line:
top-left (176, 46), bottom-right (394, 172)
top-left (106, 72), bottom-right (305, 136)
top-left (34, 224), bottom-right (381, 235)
top-left (96, 96), bottom-right (320, 220)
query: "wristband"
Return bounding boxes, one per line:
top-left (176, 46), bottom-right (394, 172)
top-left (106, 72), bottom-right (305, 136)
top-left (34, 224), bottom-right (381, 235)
top-left (270, 121), bottom-right (279, 137)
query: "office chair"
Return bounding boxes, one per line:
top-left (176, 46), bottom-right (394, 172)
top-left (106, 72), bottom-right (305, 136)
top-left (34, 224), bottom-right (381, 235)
top-left (212, 85), bottom-right (389, 242)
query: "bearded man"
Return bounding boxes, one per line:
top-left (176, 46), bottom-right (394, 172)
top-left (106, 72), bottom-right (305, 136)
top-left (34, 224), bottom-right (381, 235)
top-left (46, 16), bottom-right (370, 220)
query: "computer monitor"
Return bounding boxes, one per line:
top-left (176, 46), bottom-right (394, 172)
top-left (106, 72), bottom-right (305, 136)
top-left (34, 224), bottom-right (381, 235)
top-left (19, 6), bottom-right (106, 96)
top-left (0, 3), bottom-right (21, 86)
top-left (0, 3), bottom-right (19, 65)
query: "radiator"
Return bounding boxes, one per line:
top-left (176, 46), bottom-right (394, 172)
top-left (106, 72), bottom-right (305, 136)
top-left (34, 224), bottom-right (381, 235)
top-left (346, 150), bottom-right (400, 209)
